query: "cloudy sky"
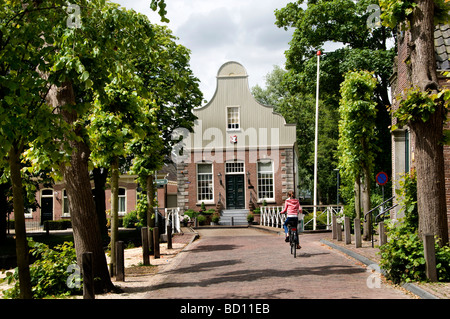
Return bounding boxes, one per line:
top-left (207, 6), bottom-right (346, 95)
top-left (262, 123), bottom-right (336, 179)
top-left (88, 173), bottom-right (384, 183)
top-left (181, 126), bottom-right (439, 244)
top-left (114, 0), bottom-right (295, 102)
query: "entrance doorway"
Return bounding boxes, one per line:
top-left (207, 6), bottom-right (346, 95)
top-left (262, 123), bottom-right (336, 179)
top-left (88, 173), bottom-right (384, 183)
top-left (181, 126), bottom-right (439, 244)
top-left (225, 175), bottom-right (245, 209)
top-left (41, 189), bottom-right (53, 225)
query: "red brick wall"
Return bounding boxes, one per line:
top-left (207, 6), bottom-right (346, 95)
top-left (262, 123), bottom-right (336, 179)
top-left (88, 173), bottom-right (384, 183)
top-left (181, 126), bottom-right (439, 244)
top-left (180, 147), bottom-right (292, 212)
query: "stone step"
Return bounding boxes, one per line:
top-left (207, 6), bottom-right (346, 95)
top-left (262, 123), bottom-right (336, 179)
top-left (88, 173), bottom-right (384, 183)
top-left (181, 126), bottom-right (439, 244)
top-left (220, 209), bottom-right (249, 225)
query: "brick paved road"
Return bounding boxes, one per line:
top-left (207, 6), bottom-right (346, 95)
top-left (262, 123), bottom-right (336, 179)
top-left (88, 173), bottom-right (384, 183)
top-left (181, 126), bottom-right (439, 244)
top-left (145, 228), bottom-right (412, 299)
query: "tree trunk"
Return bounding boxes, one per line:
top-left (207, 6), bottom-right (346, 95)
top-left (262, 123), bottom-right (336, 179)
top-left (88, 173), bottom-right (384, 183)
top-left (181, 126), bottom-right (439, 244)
top-left (407, 0), bottom-right (449, 246)
top-left (8, 146), bottom-right (32, 299)
top-left (362, 167), bottom-right (372, 241)
top-left (146, 174), bottom-right (155, 251)
top-left (354, 176), bottom-right (361, 220)
top-left (411, 115), bottom-right (448, 245)
top-left (93, 167), bottom-right (109, 244)
top-left (49, 81), bottom-right (115, 292)
top-left (109, 158), bottom-right (119, 276)
top-left (0, 180), bottom-right (9, 245)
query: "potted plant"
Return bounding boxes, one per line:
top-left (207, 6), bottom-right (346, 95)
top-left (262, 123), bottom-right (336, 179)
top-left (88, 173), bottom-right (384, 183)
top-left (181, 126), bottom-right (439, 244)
top-left (211, 213), bottom-right (220, 225)
top-left (247, 213), bottom-right (254, 225)
top-left (252, 208), bottom-right (261, 224)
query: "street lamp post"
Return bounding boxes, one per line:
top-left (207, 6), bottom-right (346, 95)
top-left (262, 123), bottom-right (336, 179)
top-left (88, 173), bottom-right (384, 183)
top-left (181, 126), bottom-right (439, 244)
top-left (313, 50), bottom-right (321, 231)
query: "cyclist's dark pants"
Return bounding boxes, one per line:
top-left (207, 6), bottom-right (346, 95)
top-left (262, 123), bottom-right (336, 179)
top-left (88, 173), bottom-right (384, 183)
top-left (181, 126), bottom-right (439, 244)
top-left (283, 217), bottom-right (299, 236)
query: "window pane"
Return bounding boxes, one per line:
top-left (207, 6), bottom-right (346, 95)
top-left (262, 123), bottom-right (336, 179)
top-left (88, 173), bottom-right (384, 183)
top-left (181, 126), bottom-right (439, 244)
top-left (119, 197), bottom-right (125, 213)
top-left (197, 164), bottom-right (213, 201)
top-left (198, 164), bottom-right (212, 174)
top-left (42, 189), bottom-right (53, 196)
top-left (227, 107), bottom-right (240, 130)
top-left (258, 162), bottom-right (274, 199)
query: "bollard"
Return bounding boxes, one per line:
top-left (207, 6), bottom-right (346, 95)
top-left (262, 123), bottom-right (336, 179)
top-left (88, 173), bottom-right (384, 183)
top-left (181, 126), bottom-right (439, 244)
top-left (354, 218), bottom-right (362, 248)
top-left (167, 225), bottom-right (172, 250)
top-left (344, 216), bottom-right (351, 244)
top-left (332, 215), bottom-right (337, 239)
top-left (423, 234), bottom-right (437, 282)
top-left (231, 217), bottom-right (234, 226)
top-left (337, 223), bottom-right (343, 241)
top-left (379, 222), bottom-right (387, 246)
top-left (141, 227), bottom-right (150, 266)
top-left (82, 252), bottom-right (95, 299)
top-left (116, 241), bottom-right (125, 282)
top-left (153, 226), bottom-right (160, 259)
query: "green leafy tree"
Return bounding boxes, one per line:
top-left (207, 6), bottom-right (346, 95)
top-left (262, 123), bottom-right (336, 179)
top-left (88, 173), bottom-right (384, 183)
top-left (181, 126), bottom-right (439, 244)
top-left (381, 0), bottom-right (450, 246)
top-left (274, 0), bottom-right (396, 204)
top-left (0, 0), bottom-right (73, 298)
top-left (31, 0), bottom-right (158, 293)
top-left (129, 24), bottom-right (202, 229)
top-left (337, 70), bottom-right (379, 240)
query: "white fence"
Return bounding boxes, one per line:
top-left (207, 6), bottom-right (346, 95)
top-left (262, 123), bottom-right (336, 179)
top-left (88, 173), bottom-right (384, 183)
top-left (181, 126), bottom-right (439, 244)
top-left (260, 205), bottom-right (344, 231)
top-left (156, 207), bottom-right (182, 233)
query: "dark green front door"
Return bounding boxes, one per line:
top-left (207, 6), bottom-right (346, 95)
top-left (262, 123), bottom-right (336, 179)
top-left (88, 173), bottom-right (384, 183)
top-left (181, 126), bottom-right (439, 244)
top-left (226, 175), bottom-right (245, 209)
top-left (41, 197), bottom-right (53, 225)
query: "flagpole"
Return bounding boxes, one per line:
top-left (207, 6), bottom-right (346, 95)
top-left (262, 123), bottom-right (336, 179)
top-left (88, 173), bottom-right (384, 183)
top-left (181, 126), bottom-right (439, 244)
top-left (313, 50), bottom-right (321, 231)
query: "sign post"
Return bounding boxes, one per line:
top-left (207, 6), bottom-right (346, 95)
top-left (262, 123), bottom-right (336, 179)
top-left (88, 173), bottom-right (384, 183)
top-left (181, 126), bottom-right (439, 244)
top-left (376, 172), bottom-right (388, 215)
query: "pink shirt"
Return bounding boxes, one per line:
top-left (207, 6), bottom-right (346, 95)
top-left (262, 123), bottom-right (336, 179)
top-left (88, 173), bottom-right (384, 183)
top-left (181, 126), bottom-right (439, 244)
top-left (280, 198), bottom-right (302, 217)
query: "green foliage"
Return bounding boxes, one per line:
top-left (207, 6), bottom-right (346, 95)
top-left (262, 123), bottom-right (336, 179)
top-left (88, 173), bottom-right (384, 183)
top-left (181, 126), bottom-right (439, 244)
top-left (122, 196), bottom-right (149, 228)
top-left (2, 239), bottom-right (81, 298)
top-left (391, 87), bottom-right (449, 129)
top-left (379, 170), bottom-right (450, 283)
top-left (337, 70), bottom-right (379, 209)
top-left (196, 214), bottom-right (207, 226)
top-left (122, 210), bottom-right (139, 229)
top-left (380, 0), bottom-right (450, 29)
top-left (247, 213), bottom-right (254, 223)
top-left (395, 169), bottom-right (418, 229)
top-left (184, 209), bottom-right (199, 219)
top-left (274, 0), bottom-right (394, 204)
top-left (211, 213), bottom-right (220, 224)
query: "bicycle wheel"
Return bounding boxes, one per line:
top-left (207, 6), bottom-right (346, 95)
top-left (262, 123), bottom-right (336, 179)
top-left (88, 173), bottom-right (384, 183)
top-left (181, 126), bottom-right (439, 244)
top-left (292, 233), bottom-right (297, 258)
top-left (289, 230), bottom-right (294, 254)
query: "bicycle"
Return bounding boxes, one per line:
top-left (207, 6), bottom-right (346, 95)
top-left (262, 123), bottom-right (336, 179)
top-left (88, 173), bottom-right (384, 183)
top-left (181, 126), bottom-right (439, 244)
top-left (287, 219), bottom-right (300, 258)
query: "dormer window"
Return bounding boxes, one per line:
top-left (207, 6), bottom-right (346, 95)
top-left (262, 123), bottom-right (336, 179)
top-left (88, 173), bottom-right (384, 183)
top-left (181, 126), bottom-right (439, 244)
top-left (227, 106), bottom-right (240, 130)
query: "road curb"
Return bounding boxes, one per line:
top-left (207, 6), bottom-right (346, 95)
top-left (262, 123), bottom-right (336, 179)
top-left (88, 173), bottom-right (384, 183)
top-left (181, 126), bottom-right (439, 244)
top-left (320, 239), bottom-right (440, 299)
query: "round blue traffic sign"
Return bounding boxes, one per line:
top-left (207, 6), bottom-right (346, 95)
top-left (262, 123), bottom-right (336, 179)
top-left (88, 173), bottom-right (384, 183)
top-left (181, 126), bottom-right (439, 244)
top-left (376, 172), bottom-right (388, 186)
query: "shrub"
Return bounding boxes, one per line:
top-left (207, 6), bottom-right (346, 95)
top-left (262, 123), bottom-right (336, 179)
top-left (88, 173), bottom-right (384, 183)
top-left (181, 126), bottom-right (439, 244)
top-left (212, 213), bottom-right (220, 224)
top-left (247, 213), bottom-right (254, 223)
top-left (122, 210), bottom-right (139, 228)
top-left (184, 209), bottom-right (198, 219)
top-left (197, 214), bottom-right (207, 225)
top-left (2, 239), bottom-right (81, 298)
top-left (379, 170), bottom-right (450, 283)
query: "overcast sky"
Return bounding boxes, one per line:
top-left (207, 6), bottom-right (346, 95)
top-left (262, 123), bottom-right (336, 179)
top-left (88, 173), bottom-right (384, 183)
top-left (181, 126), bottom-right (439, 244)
top-left (113, 0), bottom-right (295, 102)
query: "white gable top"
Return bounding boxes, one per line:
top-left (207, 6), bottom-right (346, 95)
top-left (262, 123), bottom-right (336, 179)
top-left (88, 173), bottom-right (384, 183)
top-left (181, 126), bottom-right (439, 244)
top-left (186, 61), bottom-right (296, 152)
top-left (217, 61), bottom-right (248, 78)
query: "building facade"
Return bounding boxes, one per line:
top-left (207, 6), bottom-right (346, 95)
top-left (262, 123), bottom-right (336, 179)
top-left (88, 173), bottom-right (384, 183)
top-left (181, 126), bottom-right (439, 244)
top-left (175, 62), bottom-right (299, 216)
top-left (390, 24), bottom-right (450, 232)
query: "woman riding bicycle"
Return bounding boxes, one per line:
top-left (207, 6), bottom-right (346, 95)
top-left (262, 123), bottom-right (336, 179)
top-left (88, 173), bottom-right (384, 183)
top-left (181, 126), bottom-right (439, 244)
top-left (280, 190), bottom-right (302, 249)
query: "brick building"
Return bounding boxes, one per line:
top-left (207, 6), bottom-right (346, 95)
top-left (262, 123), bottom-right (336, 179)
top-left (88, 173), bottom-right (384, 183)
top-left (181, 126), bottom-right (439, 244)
top-left (390, 24), bottom-right (450, 232)
top-left (174, 62), bottom-right (298, 223)
top-left (11, 163), bottom-right (177, 229)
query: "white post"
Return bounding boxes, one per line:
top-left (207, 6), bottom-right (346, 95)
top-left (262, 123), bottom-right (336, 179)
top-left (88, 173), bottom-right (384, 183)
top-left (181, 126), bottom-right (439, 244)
top-left (313, 50), bottom-right (321, 231)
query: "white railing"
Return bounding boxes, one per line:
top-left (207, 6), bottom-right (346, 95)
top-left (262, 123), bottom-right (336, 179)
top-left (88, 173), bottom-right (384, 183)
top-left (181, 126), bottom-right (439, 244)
top-left (260, 205), bottom-right (344, 231)
top-left (260, 206), bottom-right (286, 229)
top-left (156, 207), bottom-right (182, 233)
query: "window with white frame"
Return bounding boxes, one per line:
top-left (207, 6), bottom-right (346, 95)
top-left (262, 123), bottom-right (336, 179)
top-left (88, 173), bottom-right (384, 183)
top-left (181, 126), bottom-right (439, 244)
top-left (119, 188), bottom-right (126, 215)
top-left (227, 106), bottom-right (240, 130)
top-left (258, 161), bottom-right (274, 200)
top-left (63, 189), bottom-right (70, 217)
top-left (225, 161), bottom-right (244, 174)
top-left (197, 163), bottom-right (214, 202)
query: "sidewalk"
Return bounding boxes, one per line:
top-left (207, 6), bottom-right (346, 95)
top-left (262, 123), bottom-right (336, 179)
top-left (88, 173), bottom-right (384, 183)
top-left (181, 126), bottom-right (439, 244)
top-left (251, 225), bottom-right (450, 299)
